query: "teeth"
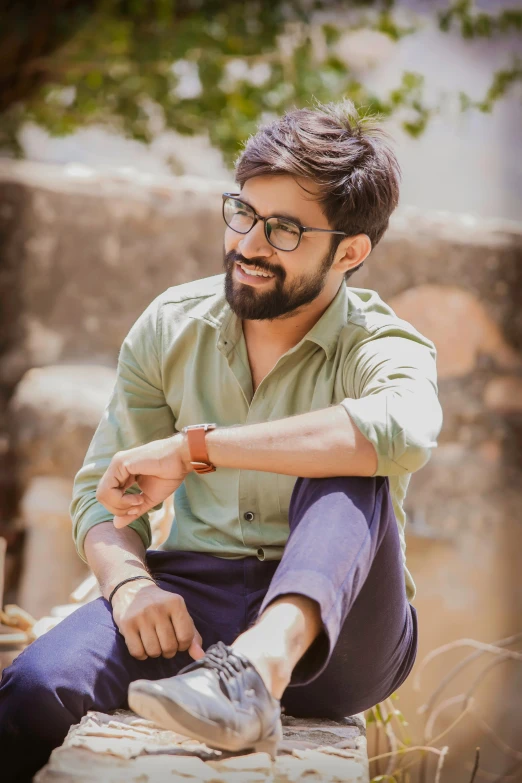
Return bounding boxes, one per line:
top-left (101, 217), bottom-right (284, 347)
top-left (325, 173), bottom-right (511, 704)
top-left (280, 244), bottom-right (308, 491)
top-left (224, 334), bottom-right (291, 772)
top-left (238, 262), bottom-right (273, 278)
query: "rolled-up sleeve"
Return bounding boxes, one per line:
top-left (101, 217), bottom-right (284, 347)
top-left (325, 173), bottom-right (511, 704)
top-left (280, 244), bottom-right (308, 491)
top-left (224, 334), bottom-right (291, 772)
top-left (340, 330), bottom-right (443, 477)
top-left (70, 297), bottom-right (175, 561)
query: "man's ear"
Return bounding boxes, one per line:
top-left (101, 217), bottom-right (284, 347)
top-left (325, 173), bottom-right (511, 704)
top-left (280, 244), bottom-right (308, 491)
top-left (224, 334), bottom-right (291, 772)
top-left (332, 234), bottom-right (372, 275)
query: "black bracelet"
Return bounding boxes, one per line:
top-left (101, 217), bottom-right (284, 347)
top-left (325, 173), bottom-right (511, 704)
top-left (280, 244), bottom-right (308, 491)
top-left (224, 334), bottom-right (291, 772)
top-left (108, 575), bottom-right (155, 607)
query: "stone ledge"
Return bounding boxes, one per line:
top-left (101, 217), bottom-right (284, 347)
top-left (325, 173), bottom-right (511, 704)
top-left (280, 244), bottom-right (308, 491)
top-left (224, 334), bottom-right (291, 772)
top-left (35, 710), bottom-right (369, 782)
top-left (1, 160), bottom-right (521, 241)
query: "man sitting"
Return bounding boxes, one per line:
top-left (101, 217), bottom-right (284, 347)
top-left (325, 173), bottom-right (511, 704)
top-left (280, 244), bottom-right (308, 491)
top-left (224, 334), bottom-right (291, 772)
top-left (0, 100), bottom-right (442, 781)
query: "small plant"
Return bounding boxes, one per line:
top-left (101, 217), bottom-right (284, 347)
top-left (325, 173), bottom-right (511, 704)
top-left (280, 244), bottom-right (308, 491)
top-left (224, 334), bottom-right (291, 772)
top-left (367, 632), bottom-right (522, 782)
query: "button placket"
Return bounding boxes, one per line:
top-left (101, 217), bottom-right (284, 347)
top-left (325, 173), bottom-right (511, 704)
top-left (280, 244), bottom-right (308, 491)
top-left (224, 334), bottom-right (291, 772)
top-left (238, 471), bottom-right (256, 546)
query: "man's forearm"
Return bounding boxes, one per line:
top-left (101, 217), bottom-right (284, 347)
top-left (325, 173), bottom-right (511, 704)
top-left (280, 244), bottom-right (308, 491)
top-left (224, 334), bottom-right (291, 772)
top-left (94, 405), bottom-right (379, 531)
top-left (197, 404), bottom-right (377, 478)
top-left (84, 522), bottom-right (152, 600)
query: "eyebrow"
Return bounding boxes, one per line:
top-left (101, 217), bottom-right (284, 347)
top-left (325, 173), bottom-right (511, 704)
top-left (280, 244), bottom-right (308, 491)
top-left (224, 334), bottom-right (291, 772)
top-left (238, 196), bottom-right (304, 226)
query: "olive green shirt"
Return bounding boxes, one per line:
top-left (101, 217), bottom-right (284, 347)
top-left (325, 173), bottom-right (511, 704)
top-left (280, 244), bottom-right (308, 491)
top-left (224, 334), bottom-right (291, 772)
top-left (71, 274), bottom-right (443, 600)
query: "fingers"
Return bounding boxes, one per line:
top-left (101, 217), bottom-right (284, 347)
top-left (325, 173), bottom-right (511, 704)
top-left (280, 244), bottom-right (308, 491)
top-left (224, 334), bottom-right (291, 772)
top-left (121, 492), bottom-right (143, 507)
top-left (97, 481), bottom-right (143, 516)
top-left (113, 494), bottom-right (154, 529)
top-left (96, 457), bottom-right (131, 513)
top-left (124, 502), bottom-right (148, 519)
top-left (189, 635), bottom-right (205, 661)
top-left (122, 624), bottom-right (147, 661)
top-left (96, 452), bottom-right (147, 516)
top-left (122, 475), bottom-right (138, 492)
top-left (155, 619), bottom-right (179, 659)
top-left (119, 615), bottom-right (169, 661)
top-left (114, 514), bottom-right (135, 529)
top-left (114, 584), bottom-right (203, 662)
top-left (139, 626), bottom-right (163, 659)
top-left (168, 595), bottom-right (196, 652)
top-left (112, 494), bottom-right (144, 518)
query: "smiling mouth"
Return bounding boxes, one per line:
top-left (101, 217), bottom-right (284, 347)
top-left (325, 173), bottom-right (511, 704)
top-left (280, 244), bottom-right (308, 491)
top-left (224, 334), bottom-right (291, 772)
top-left (236, 261), bottom-right (275, 279)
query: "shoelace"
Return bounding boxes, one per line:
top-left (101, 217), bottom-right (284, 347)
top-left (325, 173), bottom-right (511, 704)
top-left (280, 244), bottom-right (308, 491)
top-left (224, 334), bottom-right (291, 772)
top-left (198, 641), bottom-right (249, 696)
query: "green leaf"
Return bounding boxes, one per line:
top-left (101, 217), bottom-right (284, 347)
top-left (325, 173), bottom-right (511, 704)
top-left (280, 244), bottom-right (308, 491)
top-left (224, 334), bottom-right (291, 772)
top-left (1, 0), bottom-right (519, 160)
top-left (374, 703), bottom-right (385, 723)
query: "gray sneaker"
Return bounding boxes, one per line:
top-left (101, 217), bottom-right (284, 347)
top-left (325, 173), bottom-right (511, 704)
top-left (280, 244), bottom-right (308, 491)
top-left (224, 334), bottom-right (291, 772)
top-left (128, 641), bottom-right (282, 758)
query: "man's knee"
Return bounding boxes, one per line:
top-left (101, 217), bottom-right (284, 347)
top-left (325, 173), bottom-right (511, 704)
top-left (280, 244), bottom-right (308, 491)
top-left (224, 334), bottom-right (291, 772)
top-left (290, 474), bottom-right (389, 524)
top-left (294, 474), bottom-right (386, 499)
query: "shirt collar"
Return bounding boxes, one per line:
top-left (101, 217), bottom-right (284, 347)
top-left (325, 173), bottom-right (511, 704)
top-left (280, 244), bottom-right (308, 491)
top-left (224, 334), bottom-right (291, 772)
top-left (300, 282), bottom-right (351, 359)
top-left (187, 285), bottom-right (229, 330)
top-left (189, 279), bottom-right (351, 360)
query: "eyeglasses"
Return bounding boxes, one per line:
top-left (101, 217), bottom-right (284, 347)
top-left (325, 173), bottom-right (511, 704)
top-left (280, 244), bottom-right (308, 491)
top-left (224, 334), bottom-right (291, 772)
top-left (222, 193), bottom-right (348, 252)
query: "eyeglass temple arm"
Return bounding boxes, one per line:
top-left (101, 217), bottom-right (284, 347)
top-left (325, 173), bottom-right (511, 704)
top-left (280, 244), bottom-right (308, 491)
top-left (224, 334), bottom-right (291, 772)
top-left (302, 227), bottom-right (348, 236)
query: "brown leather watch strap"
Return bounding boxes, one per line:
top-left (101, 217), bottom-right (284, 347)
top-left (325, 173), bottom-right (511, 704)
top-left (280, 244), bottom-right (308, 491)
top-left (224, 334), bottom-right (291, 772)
top-left (183, 424), bottom-right (216, 474)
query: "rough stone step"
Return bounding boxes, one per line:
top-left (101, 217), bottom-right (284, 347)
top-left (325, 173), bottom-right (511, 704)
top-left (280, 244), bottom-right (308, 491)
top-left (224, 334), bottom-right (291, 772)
top-left (35, 710), bottom-right (368, 782)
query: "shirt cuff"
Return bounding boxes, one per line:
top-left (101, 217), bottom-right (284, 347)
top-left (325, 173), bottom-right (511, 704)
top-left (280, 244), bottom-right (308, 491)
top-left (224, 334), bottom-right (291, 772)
top-left (74, 504), bottom-right (152, 563)
top-left (339, 396), bottom-right (434, 476)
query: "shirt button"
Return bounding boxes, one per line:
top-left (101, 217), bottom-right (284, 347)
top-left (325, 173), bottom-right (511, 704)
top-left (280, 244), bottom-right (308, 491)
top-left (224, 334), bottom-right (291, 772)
top-left (243, 511), bottom-right (255, 522)
top-left (257, 547), bottom-right (265, 561)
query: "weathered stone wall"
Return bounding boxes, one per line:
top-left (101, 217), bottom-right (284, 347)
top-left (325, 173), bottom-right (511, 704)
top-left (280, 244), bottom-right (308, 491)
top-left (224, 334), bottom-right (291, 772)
top-left (1, 160), bottom-right (522, 779)
top-left (0, 161), bottom-right (231, 380)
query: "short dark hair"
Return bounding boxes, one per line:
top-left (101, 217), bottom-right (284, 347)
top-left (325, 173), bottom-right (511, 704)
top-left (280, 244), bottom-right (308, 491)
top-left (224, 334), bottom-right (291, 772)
top-left (234, 100), bottom-right (401, 279)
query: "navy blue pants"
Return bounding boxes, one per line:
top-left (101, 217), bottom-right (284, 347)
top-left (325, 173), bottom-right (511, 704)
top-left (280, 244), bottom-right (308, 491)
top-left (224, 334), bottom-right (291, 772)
top-left (0, 476), bottom-right (417, 781)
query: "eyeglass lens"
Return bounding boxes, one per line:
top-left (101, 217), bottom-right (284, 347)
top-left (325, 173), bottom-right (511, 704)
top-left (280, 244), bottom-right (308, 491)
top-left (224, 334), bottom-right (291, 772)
top-left (223, 197), bottom-right (301, 251)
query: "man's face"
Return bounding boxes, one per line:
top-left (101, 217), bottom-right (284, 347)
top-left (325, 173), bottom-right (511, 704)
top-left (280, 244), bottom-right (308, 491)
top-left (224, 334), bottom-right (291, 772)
top-left (223, 174), bottom-right (338, 320)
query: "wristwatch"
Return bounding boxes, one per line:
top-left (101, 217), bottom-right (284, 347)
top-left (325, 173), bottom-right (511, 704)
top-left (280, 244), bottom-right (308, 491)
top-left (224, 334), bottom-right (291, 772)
top-left (182, 423), bottom-right (217, 474)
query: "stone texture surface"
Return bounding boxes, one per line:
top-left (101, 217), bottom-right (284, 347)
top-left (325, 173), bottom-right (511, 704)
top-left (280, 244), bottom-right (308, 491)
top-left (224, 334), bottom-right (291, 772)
top-left (388, 284), bottom-right (521, 380)
top-left (404, 442), bottom-right (502, 540)
top-left (34, 711), bottom-right (368, 783)
top-left (483, 376), bottom-right (522, 413)
top-left (17, 477), bottom-right (89, 617)
top-left (0, 161), bottom-right (229, 385)
top-left (8, 364), bottom-right (116, 486)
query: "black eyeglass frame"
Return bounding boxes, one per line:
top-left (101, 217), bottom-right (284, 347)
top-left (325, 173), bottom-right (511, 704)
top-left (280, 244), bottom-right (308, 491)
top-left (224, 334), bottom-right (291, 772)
top-left (222, 193), bottom-right (348, 252)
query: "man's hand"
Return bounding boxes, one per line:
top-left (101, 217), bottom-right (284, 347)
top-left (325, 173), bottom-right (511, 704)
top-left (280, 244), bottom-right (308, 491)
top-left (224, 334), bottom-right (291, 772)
top-left (96, 434), bottom-right (191, 529)
top-left (112, 578), bottom-right (205, 661)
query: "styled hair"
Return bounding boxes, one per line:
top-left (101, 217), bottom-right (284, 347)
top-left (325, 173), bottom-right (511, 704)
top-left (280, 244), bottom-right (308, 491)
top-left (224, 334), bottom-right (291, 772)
top-left (234, 100), bottom-right (401, 279)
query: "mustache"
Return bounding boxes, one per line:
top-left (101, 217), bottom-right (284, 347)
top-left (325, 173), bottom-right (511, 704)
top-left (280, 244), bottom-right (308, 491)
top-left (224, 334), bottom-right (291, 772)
top-left (225, 250), bottom-right (285, 281)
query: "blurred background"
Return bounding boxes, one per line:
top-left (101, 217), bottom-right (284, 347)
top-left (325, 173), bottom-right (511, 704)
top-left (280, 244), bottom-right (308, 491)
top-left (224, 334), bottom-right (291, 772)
top-left (1, 1), bottom-right (521, 781)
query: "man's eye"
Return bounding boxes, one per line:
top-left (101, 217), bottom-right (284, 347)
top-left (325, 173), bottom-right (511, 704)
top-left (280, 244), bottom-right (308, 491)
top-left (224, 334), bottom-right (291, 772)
top-left (275, 222), bottom-right (299, 235)
top-left (234, 204), bottom-right (253, 218)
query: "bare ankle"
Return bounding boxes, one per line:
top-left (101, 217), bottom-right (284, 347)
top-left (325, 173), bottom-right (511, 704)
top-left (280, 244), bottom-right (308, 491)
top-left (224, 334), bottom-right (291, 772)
top-left (254, 654), bottom-right (291, 700)
top-left (232, 641), bottom-right (291, 699)
top-left (231, 595), bottom-right (322, 699)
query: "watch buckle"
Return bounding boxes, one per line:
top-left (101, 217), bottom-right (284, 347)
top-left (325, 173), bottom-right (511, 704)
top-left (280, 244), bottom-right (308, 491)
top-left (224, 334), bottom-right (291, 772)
top-left (191, 461), bottom-right (216, 474)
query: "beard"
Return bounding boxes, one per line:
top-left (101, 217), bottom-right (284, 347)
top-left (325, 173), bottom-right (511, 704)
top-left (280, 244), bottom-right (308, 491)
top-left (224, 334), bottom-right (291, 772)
top-left (223, 245), bottom-right (335, 321)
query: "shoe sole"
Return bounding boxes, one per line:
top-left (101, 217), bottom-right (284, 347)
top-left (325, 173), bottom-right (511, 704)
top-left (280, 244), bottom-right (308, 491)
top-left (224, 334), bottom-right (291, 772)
top-left (128, 686), bottom-right (281, 759)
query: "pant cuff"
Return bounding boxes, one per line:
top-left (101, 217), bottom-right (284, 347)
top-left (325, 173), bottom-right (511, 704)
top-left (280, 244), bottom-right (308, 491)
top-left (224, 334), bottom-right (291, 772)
top-left (257, 569), bottom-right (342, 686)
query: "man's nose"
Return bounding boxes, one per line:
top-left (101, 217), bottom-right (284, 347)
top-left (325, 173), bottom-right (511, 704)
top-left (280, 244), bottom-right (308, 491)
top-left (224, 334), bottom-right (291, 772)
top-left (238, 220), bottom-right (273, 259)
